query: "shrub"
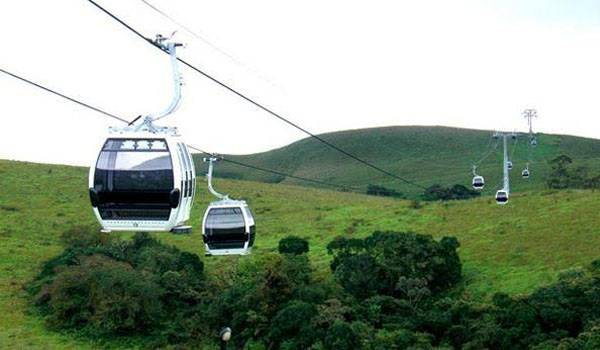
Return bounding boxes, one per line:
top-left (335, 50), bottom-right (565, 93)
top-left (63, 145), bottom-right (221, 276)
top-left (268, 300), bottom-right (318, 349)
top-left (422, 184), bottom-right (480, 201)
top-left (328, 231), bottom-right (462, 299)
top-left (278, 236), bottom-right (310, 255)
top-left (366, 184), bottom-right (404, 198)
top-left (29, 230), bottom-right (207, 344)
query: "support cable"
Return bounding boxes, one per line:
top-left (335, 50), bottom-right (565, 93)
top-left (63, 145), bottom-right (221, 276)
top-left (86, 0), bottom-right (427, 190)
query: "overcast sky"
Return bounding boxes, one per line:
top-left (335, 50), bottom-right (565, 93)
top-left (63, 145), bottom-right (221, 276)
top-left (2, 0), bottom-right (600, 166)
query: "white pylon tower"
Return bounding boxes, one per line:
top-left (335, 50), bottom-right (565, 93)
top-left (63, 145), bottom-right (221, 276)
top-left (523, 108), bottom-right (538, 145)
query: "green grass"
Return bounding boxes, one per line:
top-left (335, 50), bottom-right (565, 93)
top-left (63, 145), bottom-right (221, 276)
top-left (2, 159), bottom-right (600, 348)
top-left (199, 126), bottom-right (600, 198)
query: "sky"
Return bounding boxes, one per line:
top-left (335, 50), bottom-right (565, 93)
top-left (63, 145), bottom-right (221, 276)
top-left (1, 0), bottom-right (600, 166)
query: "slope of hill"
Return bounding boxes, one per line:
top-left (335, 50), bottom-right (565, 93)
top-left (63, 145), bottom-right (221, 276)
top-left (194, 126), bottom-right (600, 197)
top-left (2, 159), bottom-right (600, 348)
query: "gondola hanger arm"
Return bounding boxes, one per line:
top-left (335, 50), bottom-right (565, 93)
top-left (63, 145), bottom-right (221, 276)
top-left (204, 157), bottom-right (229, 200)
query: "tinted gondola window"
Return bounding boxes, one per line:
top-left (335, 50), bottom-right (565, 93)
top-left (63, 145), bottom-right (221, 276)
top-left (93, 139), bottom-right (174, 220)
top-left (95, 139), bottom-right (173, 192)
top-left (205, 207), bottom-right (246, 235)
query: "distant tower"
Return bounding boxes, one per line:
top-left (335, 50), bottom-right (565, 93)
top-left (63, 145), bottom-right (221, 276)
top-left (522, 109), bottom-right (537, 135)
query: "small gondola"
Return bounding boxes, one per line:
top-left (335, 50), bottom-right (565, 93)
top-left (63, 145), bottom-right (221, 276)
top-left (202, 199), bottom-right (255, 255)
top-left (507, 161), bottom-right (513, 170)
top-left (522, 168), bottom-right (530, 179)
top-left (495, 190), bottom-right (509, 205)
top-left (201, 157), bottom-right (255, 256)
top-left (472, 175), bottom-right (485, 190)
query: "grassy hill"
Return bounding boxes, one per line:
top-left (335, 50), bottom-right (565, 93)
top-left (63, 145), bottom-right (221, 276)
top-left (195, 126), bottom-right (600, 197)
top-left (2, 159), bottom-right (600, 348)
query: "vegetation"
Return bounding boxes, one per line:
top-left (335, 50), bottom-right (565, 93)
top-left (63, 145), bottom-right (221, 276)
top-left (422, 184), bottom-right (480, 201)
top-left (27, 227), bottom-right (462, 348)
top-left (4, 152), bottom-right (600, 348)
top-left (278, 235), bottom-right (310, 255)
top-left (195, 126), bottom-right (600, 198)
top-left (27, 226), bottom-right (600, 349)
top-left (366, 184), bottom-right (405, 198)
top-left (547, 155), bottom-right (600, 190)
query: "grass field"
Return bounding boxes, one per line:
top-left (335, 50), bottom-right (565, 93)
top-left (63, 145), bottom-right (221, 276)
top-left (1, 159), bottom-right (600, 348)
top-left (200, 126), bottom-right (600, 198)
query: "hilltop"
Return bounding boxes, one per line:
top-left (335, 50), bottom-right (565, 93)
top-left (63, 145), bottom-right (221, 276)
top-left (194, 126), bottom-right (600, 197)
top-left (2, 159), bottom-right (600, 347)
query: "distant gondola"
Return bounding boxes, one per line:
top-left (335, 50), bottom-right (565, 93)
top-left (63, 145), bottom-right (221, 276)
top-left (202, 157), bottom-right (256, 255)
top-left (472, 175), bottom-right (485, 190)
top-left (495, 190), bottom-right (509, 205)
top-left (202, 199), bottom-right (255, 255)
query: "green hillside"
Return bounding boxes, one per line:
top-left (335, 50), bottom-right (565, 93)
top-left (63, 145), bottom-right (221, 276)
top-left (196, 126), bottom-right (600, 197)
top-left (2, 159), bottom-right (600, 348)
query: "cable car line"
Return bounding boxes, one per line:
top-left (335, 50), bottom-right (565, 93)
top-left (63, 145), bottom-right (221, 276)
top-left (0, 68), bottom-right (129, 124)
top-left (138, 0), bottom-right (235, 59)
top-left (86, 0), bottom-right (427, 191)
top-left (186, 145), bottom-right (363, 193)
top-left (137, 0), bottom-right (278, 89)
top-left (470, 135), bottom-right (500, 191)
top-left (0, 67), bottom-right (365, 194)
top-left (474, 138), bottom-right (500, 166)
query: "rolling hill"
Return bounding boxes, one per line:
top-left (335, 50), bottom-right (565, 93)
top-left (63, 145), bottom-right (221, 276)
top-left (194, 126), bottom-right (600, 197)
top-left (2, 159), bottom-right (600, 348)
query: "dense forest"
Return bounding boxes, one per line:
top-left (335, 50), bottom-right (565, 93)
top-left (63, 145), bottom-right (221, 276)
top-left (27, 226), bottom-right (600, 349)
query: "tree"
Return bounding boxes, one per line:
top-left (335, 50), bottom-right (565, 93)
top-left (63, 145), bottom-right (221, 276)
top-left (422, 184), bottom-right (479, 201)
top-left (268, 301), bottom-right (318, 349)
top-left (323, 321), bottom-right (361, 350)
top-left (395, 277), bottom-right (431, 312)
top-left (548, 155), bottom-right (574, 189)
top-left (328, 231), bottom-right (462, 299)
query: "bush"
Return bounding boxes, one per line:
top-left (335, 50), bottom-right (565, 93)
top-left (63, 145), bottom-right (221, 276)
top-left (34, 226), bottom-right (600, 349)
top-left (29, 229), bottom-right (207, 344)
top-left (422, 184), bottom-right (480, 201)
top-left (366, 184), bottom-right (404, 198)
top-left (327, 231), bottom-right (462, 300)
top-left (278, 236), bottom-right (310, 255)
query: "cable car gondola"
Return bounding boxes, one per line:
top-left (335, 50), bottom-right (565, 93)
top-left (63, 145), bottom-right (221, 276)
top-left (472, 175), bottom-right (485, 190)
top-left (495, 190), bottom-right (509, 205)
top-left (89, 129), bottom-right (196, 232)
top-left (202, 157), bottom-right (255, 256)
top-left (88, 36), bottom-right (195, 233)
top-left (507, 161), bottom-right (513, 170)
top-left (522, 168), bottom-right (530, 179)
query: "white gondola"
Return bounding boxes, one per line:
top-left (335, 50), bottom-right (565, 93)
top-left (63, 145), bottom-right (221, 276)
top-left (202, 158), bottom-right (255, 256)
top-left (495, 190), bottom-right (509, 205)
top-left (88, 36), bottom-right (195, 233)
top-left (522, 168), bottom-right (530, 178)
top-left (507, 161), bottom-right (513, 170)
top-left (472, 175), bottom-right (485, 190)
top-left (89, 129), bottom-right (196, 233)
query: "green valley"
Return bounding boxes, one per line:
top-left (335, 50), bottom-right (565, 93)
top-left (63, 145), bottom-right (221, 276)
top-left (2, 156), bottom-right (600, 348)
